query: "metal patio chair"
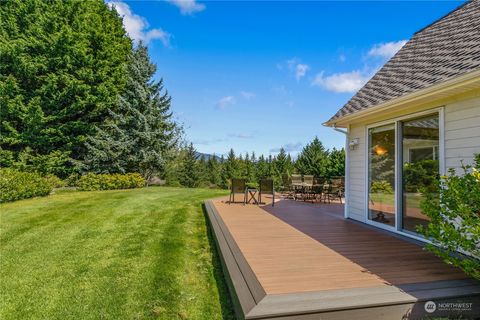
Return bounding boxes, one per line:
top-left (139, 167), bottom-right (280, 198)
top-left (259, 179), bottom-right (275, 207)
top-left (229, 178), bottom-right (246, 204)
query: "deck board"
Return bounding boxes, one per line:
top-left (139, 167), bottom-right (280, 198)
top-left (211, 198), bottom-right (468, 295)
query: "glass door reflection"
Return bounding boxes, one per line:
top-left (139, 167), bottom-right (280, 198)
top-left (368, 124), bottom-right (396, 227)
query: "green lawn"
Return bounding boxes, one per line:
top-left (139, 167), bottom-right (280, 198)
top-left (0, 187), bottom-right (233, 320)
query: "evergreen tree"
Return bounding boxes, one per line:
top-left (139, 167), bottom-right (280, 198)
top-left (179, 143), bottom-right (199, 188)
top-left (295, 137), bottom-right (329, 177)
top-left (244, 152), bottom-right (256, 183)
top-left (327, 148), bottom-right (346, 177)
top-left (0, 0), bottom-right (132, 176)
top-left (206, 154), bottom-right (221, 187)
top-left (274, 148), bottom-right (293, 187)
top-left (85, 43), bottom-right (179, 181)
top-left (221, 149), bottom-right (238, 188)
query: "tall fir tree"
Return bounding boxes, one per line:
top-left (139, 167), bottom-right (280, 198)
top-left (178, 143), bottom-right (199, 188)
top-left (0, 0), bottom-right (132, 177)
top-left (85, 43), bottom-right (179, 181)
top-left (221, 149), bottom-right (238, 188)
top-left (327, 147), bottom-right (346, 177)
top-left (295, 137), bottom-right (330, 177)
top-left (206, 154), bottom-right (221, 187)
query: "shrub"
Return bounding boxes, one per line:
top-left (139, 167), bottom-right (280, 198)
top-left (418, 155), bottom-right (480, 279)
top-left (77, 173), bottom-right (145, 191)
top-left (0, 169), bottom-right (54, 203)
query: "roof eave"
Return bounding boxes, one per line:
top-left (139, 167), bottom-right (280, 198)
top-left (323, 68), bottom-right (480, 128)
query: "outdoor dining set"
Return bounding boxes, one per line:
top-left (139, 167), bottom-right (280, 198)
top-left (284, 174), bottom-right (345, 204)
top-left (228, 175), bottom-right (345, 207)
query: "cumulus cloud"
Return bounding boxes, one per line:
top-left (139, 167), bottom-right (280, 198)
top-left (215, 96), bottom-right (235, 109)
top-left (240, 91), bottom-right (256, 100)
top-left (286, 58), bottom-right (310, 81)
top-left (312, 70), bottom-right (371, 93)
top-left (166, 0), bottom-right (205, 15)
top-left (108, 1), bottom-right (171, 46)
top-left (368, 40), bottom-right (407, 59)
top-left (270, 142), bottom-right (303, 153)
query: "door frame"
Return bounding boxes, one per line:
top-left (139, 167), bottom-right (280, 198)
top-left (363, 107), bottom-right (445, 242)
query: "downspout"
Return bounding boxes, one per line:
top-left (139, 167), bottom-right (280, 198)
top-left (333, 125), bottom-right (349, 219)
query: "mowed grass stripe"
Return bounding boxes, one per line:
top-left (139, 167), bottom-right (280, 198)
top-left (0, 187), bottom-right (233, 320)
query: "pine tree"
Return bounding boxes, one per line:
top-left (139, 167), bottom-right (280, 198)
top-left (221, 149), bottom-right (238, 188)
top-left (295, 137), bottom-right (330, 177)
top-left (179, 143), bottom-right (199, 188)
top-left (0, 0), bottom-right (132, 176)
top-left (206, 154), bottom-right (221, 187)
top-left (85, 43), bottom-right (179, 181)
top-left (327, 148), bottom-right (346, 177)
top-left (274, 148), bottom-right (293, 187)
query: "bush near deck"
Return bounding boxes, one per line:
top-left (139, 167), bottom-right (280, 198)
top-left (0, 169), bottom-right (54, 203)
top-left (77, 173), bottom-right (145, 191)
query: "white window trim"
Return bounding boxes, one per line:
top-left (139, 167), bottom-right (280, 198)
top-left (363, 107), bottom-right (445, 243)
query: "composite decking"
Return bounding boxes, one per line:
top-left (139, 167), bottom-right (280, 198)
top-left (205, 197), bottom-right (480, 320)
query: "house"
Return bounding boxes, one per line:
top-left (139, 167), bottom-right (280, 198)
top-left (324, 0), bottom-right (480, 240)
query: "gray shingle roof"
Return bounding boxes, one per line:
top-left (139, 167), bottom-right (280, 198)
top-left (328, 0), bottom-right (480, 123)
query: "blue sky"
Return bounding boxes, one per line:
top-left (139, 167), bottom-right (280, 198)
top-left (110, 0), bottom-right (463, 157)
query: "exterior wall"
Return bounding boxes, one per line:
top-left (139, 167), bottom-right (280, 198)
top-left (346, 124), bottom-right (366, 222)
top-left (345, 95), bottom-right (480, 223)
top-left (444, 96), bottom-right (480, 173)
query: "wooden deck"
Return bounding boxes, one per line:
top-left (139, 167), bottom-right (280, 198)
top-left (205, 197), bottom-right (480, 320)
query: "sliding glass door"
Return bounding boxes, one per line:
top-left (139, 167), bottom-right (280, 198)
top-left (368, 124), bottom-right (396, 228)
top-left (401, 114), bottom-right (439, 234)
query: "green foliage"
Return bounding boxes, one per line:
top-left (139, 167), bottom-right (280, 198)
top-left (178, 143), bottom-right (199, 188)
top-left (0, 168), bottom-right (53, 202)
top-left (418, 156), bottom-right (480, 279)
top-left (76, 173), bottom-right (145, 191)
top-left (11, 148), bottom-right (73, 178)
top-left (295, 137), bottom-right (329, 177)
top-left (370, 180), bottom-right (393, 194)
top-left (403, 159), bottom-right (439, 193)
top-left (0, 0), bottom-right (132, 169)
top-left (85, 43), bottom-right (180, 180)
top-left (327, 148), bottom-right (345, 178)
top-left (220, 149), bottom-right (239, 188)
top-left (206, 154), bottom-right (221, 187)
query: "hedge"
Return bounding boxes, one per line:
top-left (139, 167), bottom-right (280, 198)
top-left (0, 169), bottom-right (54, 203)
top-left (77, 173), bottom-right (145, 191)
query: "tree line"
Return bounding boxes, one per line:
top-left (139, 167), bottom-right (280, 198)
top-left (0, 0), bottom-right (345, 189)
top-left (169, 138), bottom-right (345, 189)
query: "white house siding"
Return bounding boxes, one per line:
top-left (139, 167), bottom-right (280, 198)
top-left (444, 96), bottom-right (480, 173)
top-left (346, 124), bottom-right (366, 222)
top-left (345, 96), bottom-right (480, 223)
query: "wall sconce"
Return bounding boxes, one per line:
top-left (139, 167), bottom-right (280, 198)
top-left (349, 138), bottom-right (359, 150)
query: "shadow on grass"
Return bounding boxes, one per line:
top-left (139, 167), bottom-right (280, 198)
top-left (202, 204), bottom-right (236, 320)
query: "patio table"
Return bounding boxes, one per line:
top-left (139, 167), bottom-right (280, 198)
top-left (246, 188), bottom-right (259, 204)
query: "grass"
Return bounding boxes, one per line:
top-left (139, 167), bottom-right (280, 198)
top-left (0, 187), bottom-right (233, 320)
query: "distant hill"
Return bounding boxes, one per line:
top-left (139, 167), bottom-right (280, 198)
top-left (195, 152), bottom-right (222, 161)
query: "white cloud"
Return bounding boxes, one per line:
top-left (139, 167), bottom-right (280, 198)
top-left (368, 40), bottom-right (407, 59)
top-left (240, 91), bottom-right (256, 100)
top-left (285, 58), bottom-right (310, 81)
top-left (228, 133), bottom-right (253, 139)
top-left (270, 142), bottom-right (303, 153)
top-left (312, 70), bottom-right (371, 93)
top-left (166, 0), bottom-right (205, 15)
top-left (108, 1), bottom-right (171, 46)
top-left (295, 64), bottom-right (309, 81)
top-left (216, 96), bottom-right (235, 109)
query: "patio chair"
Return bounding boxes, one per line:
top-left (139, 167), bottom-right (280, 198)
top-left (229, 178), bottom-right (246, 204)
top-left (302, 175), bottom-right (314, 201)
top-left (312, 177), bottom-right (326, 202)
top-left (259, 179), bottom-right (275, 206)
top-left (291, 174), bottom-right (303, 200)
top-left (325, 176), bottom-right (344, 204)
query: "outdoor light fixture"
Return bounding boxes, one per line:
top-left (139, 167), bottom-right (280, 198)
top-left (349, 138), bottom-right (359, 150)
